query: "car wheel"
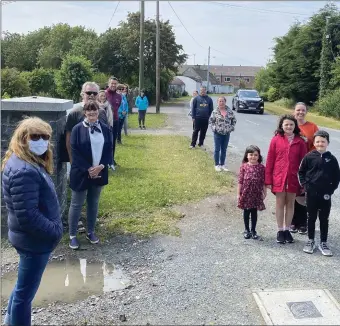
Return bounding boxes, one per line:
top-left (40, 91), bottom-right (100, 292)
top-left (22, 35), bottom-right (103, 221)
top-left (259, 110), bottom-right (264, 115)
top-left (232, 101), bottom-right (235, 110)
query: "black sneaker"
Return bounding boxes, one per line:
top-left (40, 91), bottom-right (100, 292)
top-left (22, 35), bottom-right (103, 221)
top-left (139, 125), bottom-right (142, 129)
top-left (284, 230), bottom-right (294, 243)
top-left (289, 225), bottom-right (298, 233)
top-left (277, 231), bottom-right (285, 244)
top-left (244, 230), bottom-right (251, 239)
top-left (143, 126), bottom-right (146, 130)
top-left (251, 231), bottom-right (259, 240)
top-left (298, 226), bottom-right (307, 235)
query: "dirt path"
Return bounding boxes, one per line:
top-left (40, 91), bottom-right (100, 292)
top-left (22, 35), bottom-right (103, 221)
top-left (2, 103), bottom-right (340, 325)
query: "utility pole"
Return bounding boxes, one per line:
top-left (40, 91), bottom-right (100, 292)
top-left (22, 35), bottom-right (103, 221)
top-left (319, 16), bottom-right (332, 99)
top-left (155, 0), bottom-right (160, 113)
top-left (139, 1), bottom-right (145, 93)
top-left (206, 46), bottom-right (211, 93)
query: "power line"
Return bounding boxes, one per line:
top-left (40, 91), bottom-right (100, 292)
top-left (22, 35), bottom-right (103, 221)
top-left (211, 1), bottom-right (310, 16)
top-left (167, 1), bottom-right (205, 49)
top-left (107, 1), bottom-right (120, 29)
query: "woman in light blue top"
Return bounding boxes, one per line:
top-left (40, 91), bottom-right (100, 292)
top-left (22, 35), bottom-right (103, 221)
top-left (135, 90), bottom-right (149, 129)
top-left (117, 84), bottom-right (129, 144)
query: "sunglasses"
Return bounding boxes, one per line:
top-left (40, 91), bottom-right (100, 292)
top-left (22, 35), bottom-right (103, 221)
top-left (85, 91), bottom-right (98, 96)
top-left (30, 134), bottom-right (50, 141)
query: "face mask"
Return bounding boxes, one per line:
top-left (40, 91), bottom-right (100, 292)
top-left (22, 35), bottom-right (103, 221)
top-left (29, 139), bottom-right (49, 156)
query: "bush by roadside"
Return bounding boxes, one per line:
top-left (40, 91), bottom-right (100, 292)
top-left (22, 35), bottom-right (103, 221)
top-left (315, 89), bottom-right (340, 120)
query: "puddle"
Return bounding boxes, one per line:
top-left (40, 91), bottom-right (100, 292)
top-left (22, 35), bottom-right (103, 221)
top-left (1, 258), bottom-right (131, 306)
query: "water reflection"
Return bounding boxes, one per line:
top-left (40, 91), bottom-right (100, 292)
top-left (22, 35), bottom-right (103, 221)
top-left (1, 258), bottom-right (130, 306)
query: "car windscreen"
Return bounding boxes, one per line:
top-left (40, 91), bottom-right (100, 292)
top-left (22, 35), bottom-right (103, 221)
top-left (239, 91), bottom-right (259, 98)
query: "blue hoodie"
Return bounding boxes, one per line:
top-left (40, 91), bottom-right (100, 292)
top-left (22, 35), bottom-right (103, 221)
top-left (135, 95), bottom-right (149, 111)
top-left (118, 94), bottom-right (129, 119)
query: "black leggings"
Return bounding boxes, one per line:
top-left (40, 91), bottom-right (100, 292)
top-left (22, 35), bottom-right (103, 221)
top-left (291, 198), bottom-right (307, 228)
top-left (306, 193), bottom-right (331, 242)
top-left (138, 110), bottom-right (146, 126)
top-left (243, 208), bottom-right (258, 232)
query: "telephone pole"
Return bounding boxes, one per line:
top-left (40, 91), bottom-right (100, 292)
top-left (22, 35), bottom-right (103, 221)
top-left (206, 46), bottom-right (211, 93)
top-left (155, 0), bottom-right (160, 113)
top-left (139, 1), bottom-right (145, 92)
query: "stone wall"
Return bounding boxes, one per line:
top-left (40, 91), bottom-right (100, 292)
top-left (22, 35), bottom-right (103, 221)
top-left (1, 97), bottom-right (73, 236)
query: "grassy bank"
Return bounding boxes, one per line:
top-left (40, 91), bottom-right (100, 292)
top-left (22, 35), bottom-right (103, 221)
top-left (127, 112), bottom-right (168, 129)
top-left (265, 102), bottom-right (340, 130)
top-left (97, 135), bottom-right (233, 237)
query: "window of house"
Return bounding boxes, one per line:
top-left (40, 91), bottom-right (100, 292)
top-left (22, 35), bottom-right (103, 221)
top-left (236, 77), bottom-right (240, 81)
top-left (245, 78), bottom-right (250, 83)
top-left (224, 77), bottom-right (231, 82)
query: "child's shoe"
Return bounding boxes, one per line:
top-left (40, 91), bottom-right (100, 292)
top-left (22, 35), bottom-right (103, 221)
top-left (298, 226), bottom-right (307, 235)
top-left (276, 231), bottom-right (285, 244)
top-left (69, 237), bottom-right (80, 250)
top-left (284, 230), bottom-right (294, 243)
top-left (303, 239), bottom-right (315, 254)
top-left (244, 230), bottom-right (251, 239)
top-left (251, 231), bottom-right (259, 240)
top-left (289, 225), bottom-right (298, 233)
top-left (319, 242), bottom-right (333, 256)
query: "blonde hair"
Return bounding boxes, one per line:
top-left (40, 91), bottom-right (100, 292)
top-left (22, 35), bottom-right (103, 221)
top-left (2, 117), bottom-right (54, 174)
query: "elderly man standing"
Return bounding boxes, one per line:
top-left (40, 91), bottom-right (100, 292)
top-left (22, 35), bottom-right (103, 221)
top-left (65, 81), bottom-right (109, 164)
top-left (190, 86), bottom-right (213, 149)
top-left (106, 77), bottom-right (122, 167)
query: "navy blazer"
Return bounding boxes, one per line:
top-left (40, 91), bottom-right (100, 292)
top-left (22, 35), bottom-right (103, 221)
top-left (70, 121), bottom-right (113, 191)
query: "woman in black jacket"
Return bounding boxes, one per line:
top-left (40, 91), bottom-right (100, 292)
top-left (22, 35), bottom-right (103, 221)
top-left (68, 100), bottom-right (113, 250)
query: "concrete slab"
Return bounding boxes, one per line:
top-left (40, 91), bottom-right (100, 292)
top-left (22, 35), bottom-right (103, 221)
top-left (253, 289), bottom-right (340, 325)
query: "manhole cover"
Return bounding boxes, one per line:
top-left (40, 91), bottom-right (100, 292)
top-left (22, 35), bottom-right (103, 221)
top-left (253, 289), bottom-right (340, 325)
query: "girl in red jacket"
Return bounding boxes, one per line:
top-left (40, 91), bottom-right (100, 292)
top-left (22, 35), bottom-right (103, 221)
top-left (265, 115), bottom-right (308, 244)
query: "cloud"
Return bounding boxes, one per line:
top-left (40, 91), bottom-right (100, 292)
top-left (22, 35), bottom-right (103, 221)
top-left (2, 1), bottom-right (335, 66)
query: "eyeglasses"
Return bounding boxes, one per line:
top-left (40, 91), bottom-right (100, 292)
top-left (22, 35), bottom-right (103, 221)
top-left (30, 134), bottom-right (50, 141)
top-left (85, 91), bottom-right (98, 96)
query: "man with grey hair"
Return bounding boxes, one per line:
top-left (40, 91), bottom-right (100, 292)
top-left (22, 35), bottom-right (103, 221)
top-left (65, 81), bottom-right (108, 164)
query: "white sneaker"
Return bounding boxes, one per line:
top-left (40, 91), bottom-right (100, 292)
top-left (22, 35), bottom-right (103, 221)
top-left (220, 165), bottom-right (229, 172)
top-left (215, 165), bottom-right (222, 172)
top-left (189, 145), bottom-right (195, 149)
top-left (319, 242), bottom-right (333, 256)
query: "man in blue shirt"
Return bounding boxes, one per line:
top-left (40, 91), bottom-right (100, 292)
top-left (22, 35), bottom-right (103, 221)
top-left (190, 86), bottom-right (214, 148)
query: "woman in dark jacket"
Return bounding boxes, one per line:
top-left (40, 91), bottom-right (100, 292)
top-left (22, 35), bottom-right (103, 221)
top-left (68, 100), bottom-right (113, 250)
top-left (2, 116), bottom-right (63, 326)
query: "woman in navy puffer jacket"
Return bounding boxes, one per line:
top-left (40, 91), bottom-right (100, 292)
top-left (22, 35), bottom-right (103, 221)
top-left (2, 117), bottom-right (62, 326)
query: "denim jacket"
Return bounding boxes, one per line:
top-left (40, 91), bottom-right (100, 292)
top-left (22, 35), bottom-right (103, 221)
top-left (209, 106), bottom-right (237, 135)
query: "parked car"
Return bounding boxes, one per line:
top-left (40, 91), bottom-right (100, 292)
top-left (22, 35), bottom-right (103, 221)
top-left (232, 89), bottom-right (264, 114)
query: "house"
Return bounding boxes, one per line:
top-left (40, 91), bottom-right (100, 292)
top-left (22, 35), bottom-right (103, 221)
top-left (175, 76), bottom-right (201, 95)
top-left (168, 77), bottom-right (185, 96)
top-left (178, 65), bottom-right (262, 90)
top-left (178, 66), bottom-right (234, 94)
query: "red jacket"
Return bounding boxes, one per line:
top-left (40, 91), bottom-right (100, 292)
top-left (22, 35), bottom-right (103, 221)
top-left (265, 134), bottom-right (307, 193)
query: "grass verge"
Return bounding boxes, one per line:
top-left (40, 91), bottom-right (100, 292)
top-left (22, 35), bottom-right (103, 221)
top-left (127, 112), bottom-right (168, 129)
top-left (97, 135), bottom-right (233, 238)
top-left (265, 102), bottom-right (340, 130)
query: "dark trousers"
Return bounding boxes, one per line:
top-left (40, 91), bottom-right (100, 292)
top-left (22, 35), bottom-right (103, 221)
top-left (191, 118), bottom-right (209, 147)
top-left (112, 120), bottom-right (119, 163)
top-left (138, 110), bottom-right (146, 126)
top-left (291, 199), bottom-right (307, 228)
top-left (306, 192), bottom-right (331, 242)
top-left (213, 132), bottom-right (230, 166)
top-left (5, 249), bottom-right (51, 326)
top-left (243, 208), bottom-right (258, 232)
top-left (117, 117), bottom-right (126, 142)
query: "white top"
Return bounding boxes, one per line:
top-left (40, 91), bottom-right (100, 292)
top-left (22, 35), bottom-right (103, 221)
top-left (190, 97), bottom-right (194, 109)
top-left (88, 124), bottom-right (104, 167)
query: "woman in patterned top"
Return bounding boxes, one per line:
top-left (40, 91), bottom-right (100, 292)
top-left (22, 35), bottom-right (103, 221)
top-left (209, 96), bottom-right (237, 172)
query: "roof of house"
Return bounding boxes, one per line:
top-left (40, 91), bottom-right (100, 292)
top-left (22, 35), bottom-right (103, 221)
top-left (170, 77), bottom-right (185, 86)
top-left (181, 67), bottom-right (220, 85)
top-left (178, 65), bottom-right (263, 77)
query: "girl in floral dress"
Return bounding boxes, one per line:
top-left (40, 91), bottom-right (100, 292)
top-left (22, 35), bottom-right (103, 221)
top-left (237, 145), bottom-right (266, 239)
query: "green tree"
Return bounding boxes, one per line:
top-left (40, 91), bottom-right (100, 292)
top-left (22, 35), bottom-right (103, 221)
top-left (55, 55), bottom-right (93, 102)
top-left (1, 68), bottom-right (30, 97)
top-left (254, 64), bottom-right (275, 93)
top-left (21, 68), bottom-right (57, 96)
top-left (330, 56), bottom-right (340, 89)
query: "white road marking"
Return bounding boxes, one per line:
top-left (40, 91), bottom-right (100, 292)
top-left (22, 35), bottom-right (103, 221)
top-left (245, 119), bottom-right (259, 126)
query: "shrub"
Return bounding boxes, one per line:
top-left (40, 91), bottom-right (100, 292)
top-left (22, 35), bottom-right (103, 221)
top-left (260, 92), bottom-right (268, 101)
top-left (315, 89), bottom-right (340, 119)
top-left (21, 68), bottom-right (57, 97)
top-left (267, 86), bottom-right (280, 102)
top-left (2, 92), bottom-right (11, 99)
top-left (1, 68), bottom-right (30, 98)
top-left (93, 72), bottom-right (110, 90)
top-left (55, 55), bottom-right (93, 102)
top-left (182, 90), bottom-right (188, 96)
top-left (274, 98), bottom-right (295, 108)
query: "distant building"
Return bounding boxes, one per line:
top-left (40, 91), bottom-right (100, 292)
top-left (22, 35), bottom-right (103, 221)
top-left (175, 76), bottom-right (201, 95)
top-left (168, 77), bottom-right (186, 96)
top-left (178, 64), bottom-right (262, 90)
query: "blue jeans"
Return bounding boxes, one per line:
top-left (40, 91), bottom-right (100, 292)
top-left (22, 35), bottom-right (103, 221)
top-left (68, 185), bottom-right (102, 236)
top-left (214, 132), bottom-right (230, 166)
top-left (5, 249), bottom-right (50, 326)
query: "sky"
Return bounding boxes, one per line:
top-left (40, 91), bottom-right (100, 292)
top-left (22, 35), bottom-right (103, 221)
top-left (2, 1), bottom-right (338, 67)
